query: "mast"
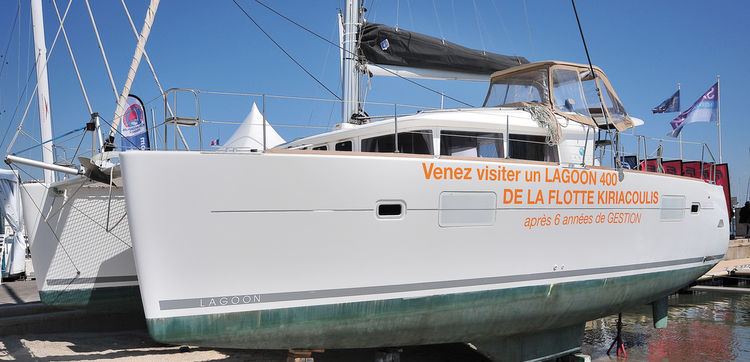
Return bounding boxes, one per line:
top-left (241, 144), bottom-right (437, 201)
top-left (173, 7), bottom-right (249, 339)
top-left (678, 82), bottom-right (682, 160)
top-left (717, 75), bottom-right (722, 163)
top-left (341, 0), bottom-right (361, 123)
top-left (30, 0), bottom-right (55, 184)
top-left (105, 0), bottom-right (160, 150)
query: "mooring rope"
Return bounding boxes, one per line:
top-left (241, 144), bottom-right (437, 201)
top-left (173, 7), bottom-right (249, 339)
top-left (523, 104), bottom-right (561, 146)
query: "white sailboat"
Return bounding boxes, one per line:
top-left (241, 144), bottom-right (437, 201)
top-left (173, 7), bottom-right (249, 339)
top-left (118, 3), bottom-right (728, 361)
top-left (8, 0), bottom-right (160, 308)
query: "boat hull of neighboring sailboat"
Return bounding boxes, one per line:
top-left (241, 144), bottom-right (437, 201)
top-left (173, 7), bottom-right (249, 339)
top-left (120, 149), bottom-right (728, 349)
top-left (20, 178), bottom-right (140, 309)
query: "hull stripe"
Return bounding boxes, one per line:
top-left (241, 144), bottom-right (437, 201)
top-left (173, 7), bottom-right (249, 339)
top-left (46, 275), bottom-right (139, 285)
top-left (158, 254), bottom-right (723, 310)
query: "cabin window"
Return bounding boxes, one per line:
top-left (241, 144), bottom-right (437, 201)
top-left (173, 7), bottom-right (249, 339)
top-left (440, 131), bottom-right (503, 158)
top-left (361, 130), bottom-right (433, 155)
top-left (335, 140), bottom-right (352, 151)
top-left (483, 69), bottom-right (550, 107)
top-left (312, 145), bottom-right (328, 151)
top-left (596, 80), bottom-right (628, 124)
top-left (509, 134), bottom-right (558, 162)
top-left (579, 71), bottom-right (627, 126)
top-left (552, 69), bottom-right (589, 115)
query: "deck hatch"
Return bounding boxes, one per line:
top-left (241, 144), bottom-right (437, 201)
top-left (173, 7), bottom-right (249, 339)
top-left (660, 195), bottom-right (686, 221)
top-left (439, 191), bottom-right (496, 227)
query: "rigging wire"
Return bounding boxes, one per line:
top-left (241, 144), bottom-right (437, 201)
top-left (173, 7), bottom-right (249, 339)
top-left (84, 0), bottom-right (119, 101)
top-left (470, 0), bottom-right (487, 54)
top-left (449, 0), bottom-right (459, 41)
top-left (2, 0), bottom-right (74, 154)
top-left (488, 0), bottom-right (521, 65)
top-left (52, 0), bottom-right (94, 114)
top-left (395, 0), bottom-right (400, 30)
top-left (120, 0), bottom-right (175, 118)
top-left (253, 0), bottom-right (473, 107)
top-left (232, 0), bottom-right (341, 100)
top-left (0, 1), bottom-right (21, 82)
top-left (431, 0), bottom-right (444, 42)
top-left (405, 0), bottom-right (415, 31)
top-left (570, 0), bottom-right (619, 171)
top-left (0, 63), bottom-right (36, 151)
top-left (522, 0), bottom-right (535, 60)
top-left (367, 0), bottom-right (377, 21)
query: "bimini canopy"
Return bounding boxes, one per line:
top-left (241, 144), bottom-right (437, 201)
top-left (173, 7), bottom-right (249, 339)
top-left (483, 61), bottom-right (634, 131)
top-left (359, 22), bottom-right (528, 81)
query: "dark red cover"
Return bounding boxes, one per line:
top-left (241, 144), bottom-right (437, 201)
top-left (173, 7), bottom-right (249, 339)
top-left (682, 161), bottom-right (702, 178)
top-left (714, 164), bottom-right (731, 217)
top-left (639, 158), bottom-right (659, 172)
top-left (661, 160), bottom-right (682, 176)
top-left (702, 163), bottom-right (715, 180)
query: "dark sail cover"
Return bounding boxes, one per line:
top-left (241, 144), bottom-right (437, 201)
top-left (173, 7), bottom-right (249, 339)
top-left (359, 22), bottom-right (528, 75)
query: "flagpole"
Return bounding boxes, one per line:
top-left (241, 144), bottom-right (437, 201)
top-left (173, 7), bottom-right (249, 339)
top-left (717, 75), bottom-right (722, 163)
top-left (678, 83), bottom-right (682, 159)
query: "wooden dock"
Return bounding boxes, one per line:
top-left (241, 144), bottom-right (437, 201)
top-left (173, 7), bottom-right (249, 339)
top-left (697, 238), bottom-right (750, 281)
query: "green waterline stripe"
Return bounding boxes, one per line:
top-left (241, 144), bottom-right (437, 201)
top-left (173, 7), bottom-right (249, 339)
top-left (46, 275), bottom-right (139, 286)
top-left (159, 254), bottom-right (724, 310)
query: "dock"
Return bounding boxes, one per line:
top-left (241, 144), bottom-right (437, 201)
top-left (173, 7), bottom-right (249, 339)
top-left (3, 240), bottom-right (747, 360)
top-left (0, 279), bottom-right (488, 361)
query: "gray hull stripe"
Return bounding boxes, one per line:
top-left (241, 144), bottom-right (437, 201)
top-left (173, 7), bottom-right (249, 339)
top-left (158, 255), bottom-right (723, 311)
top-left (46, 275), bottom-right (139, 286)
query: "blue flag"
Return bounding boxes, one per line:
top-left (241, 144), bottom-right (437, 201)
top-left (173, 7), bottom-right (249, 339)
top-left (652, 90), bottom-right (680, 113)
top-left (667, 83), bottom-right (718, 138)
top-left (120, 94), bottom-right (150, 150)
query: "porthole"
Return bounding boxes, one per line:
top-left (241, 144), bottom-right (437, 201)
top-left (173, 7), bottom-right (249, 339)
top-left (376, 200), bottom-right (405, 219)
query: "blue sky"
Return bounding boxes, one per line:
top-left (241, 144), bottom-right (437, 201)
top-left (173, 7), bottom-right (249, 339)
top-left (0, 0), bottom-right (748, 203)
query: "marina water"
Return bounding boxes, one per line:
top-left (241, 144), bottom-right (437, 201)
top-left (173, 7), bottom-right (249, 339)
top-left (583, 291), bottom-right (750, 360)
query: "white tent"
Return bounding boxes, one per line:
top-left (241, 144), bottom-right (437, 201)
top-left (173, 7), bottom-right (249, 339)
top-left (221, 102), bottom-right (285, 150)
top-left (0, 169), bottom-right (25, 280)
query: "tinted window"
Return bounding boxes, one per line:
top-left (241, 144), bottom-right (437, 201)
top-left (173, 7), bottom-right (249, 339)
top-left (509, 134), bottom-right (558, 162)
top-left (361, 130), bottom-right (433, 155)
top-left (441, 131), bottom-right (503, 158)
top-left (335, 141), bottom-right (352, 151)
top-left (484, 69), bottom-right (550, 106)
top-left (312, 145), bottom-right (328, 150)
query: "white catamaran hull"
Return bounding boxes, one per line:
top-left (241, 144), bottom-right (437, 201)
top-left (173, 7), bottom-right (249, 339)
top-left (121, 149), bottom-right (728, 349)
top-left (20, 178), bottom-right (139, 308)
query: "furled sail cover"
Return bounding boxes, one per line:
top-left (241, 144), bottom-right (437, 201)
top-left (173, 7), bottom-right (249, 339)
top-left (359, 23), bottom-right (529, 75)
top-left (0, 169), bottom-right (25, 275)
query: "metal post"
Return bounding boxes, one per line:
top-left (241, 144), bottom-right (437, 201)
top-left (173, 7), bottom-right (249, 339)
top-left (700, 144), bottom-right (705, 179)
top-left (341, 0), bottom-right (360, 123)
top-left (31, 0), bottom-right (55, 184)
top-left (151, 108), bottom-right (157, 150)
top-left (91, 116), bottom-right (96, 156)
top-left (262, 94), bottom-right (267, 151)
top-left (394, 104), bottom-right (399, 153)
top-left (678, 83), bottom-right (682, 160)
top-left (505, 115), bottom-right (509, 158)
top-left (636, 135), bottom-right (642, 169)
top-left (717, 75), bottom-right (722, 163)
top-left (581, 127), bottom-right (589, 166)
top-left (173, 92), bottom-right (178, 150)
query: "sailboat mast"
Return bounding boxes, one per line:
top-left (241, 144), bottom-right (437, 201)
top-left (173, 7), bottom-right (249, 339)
top-left (341, 0), bottom-right (361, 123)
top-left (105, 0), bottom-right (160, 150)
top-left (30, 0), bottom-right (55, 184)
